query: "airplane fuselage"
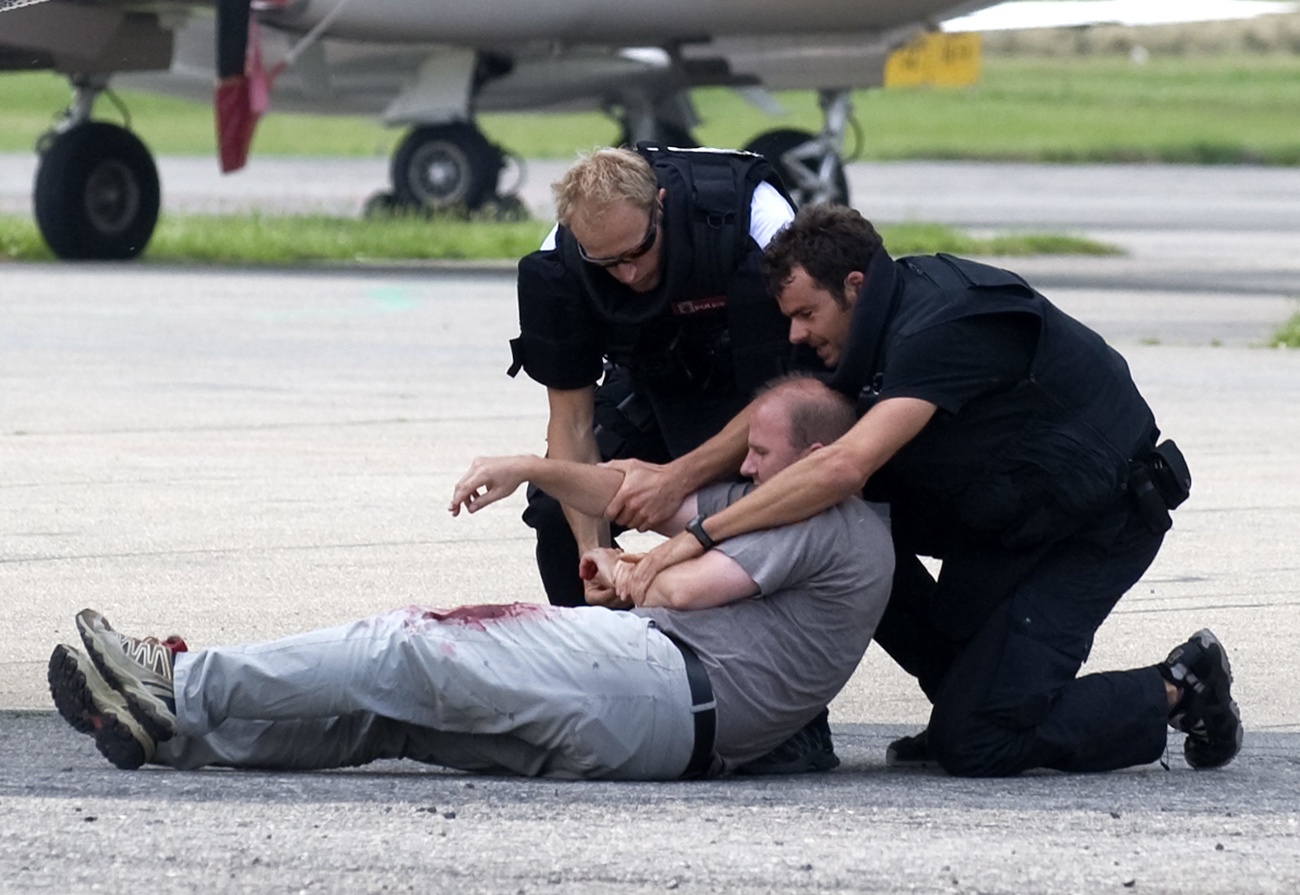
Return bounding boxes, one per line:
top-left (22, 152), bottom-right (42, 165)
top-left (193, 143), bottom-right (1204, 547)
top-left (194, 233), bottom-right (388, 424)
top-left (268, 0), bottom-right (967, 44)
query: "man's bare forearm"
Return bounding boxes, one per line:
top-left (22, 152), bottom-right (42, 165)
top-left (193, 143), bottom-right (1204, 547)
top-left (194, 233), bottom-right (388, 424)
top-left (562, 500), bottom-right (612, 552)
top-left (545, 387), bottom-right (612, 551)
top-left (521, 456), bottom-right (626, 520)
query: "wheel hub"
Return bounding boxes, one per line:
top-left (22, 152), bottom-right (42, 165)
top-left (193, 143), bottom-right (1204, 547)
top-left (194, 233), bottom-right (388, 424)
top-left (83, 160), bottom-right (141, 236)
top-left (411, 143), bottom-right (470, 205)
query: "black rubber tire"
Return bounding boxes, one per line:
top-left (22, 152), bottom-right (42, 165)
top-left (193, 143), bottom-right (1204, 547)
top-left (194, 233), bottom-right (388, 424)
top-left (390, 122), bottom-right (504, 212)
top-left (33, 122), bottom-right (160, 260)
top-left (743, 127), bottom-right (849, 207)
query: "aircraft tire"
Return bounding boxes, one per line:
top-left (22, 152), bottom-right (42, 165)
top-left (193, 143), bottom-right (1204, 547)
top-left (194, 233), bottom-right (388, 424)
top-left (33, 122), bottom-right (160, 261)
top-left (391, 123), bottom-right (504, 212)
top-left (744, 128), bottom-right (849, 208)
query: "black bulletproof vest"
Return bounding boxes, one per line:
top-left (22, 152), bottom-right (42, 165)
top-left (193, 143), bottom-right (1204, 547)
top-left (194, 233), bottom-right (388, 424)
top-left (558, 145), bottom-right (793, 396)
top-left (843, 252), bottom-right (1158, 550)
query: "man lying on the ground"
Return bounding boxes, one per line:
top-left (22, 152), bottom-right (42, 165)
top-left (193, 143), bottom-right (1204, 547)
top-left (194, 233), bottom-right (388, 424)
top-left (48, 376), bottom-right (892, 780)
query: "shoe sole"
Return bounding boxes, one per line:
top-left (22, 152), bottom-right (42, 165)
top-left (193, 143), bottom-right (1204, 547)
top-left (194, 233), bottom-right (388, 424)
top-left (885, 731), bottom-right (935, 769)
top-left (1184, 628), bottom-right (1243, 770)
top-left (886, 753), bottom-right (937, 770)
top-left (75, 610), bottom-right (176, 745)
top-left (48, 644), bottom-right (109, 736)
top-left (734, 752), bottom-right (840, 776)
top-left (885, 746), bottom-right (937, 770)
top-left (47, 644), bottom-right (153, 770)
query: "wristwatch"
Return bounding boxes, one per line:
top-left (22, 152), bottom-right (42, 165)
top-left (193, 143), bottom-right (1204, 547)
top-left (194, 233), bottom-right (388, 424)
top-left (685, 513), bottom-right (716, 550)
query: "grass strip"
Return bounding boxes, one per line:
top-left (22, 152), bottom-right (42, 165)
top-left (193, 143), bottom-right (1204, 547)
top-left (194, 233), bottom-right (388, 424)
top-left (0, 213), bottom-right (1114, 265)
top-left (5, 54), bottom-right (1300, 164)
top-left (1267, 312), bottom-right (1300, 348)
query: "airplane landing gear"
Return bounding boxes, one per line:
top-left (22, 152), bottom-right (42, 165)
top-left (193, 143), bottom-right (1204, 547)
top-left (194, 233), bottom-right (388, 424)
top-left (390, 122), bottom-right (505, 212)
top-left (616, 89), bottom-right (700, 149)
top-left (34, 78), bottom-right (161, 260)
top-left (744, 88), bottom-right (854, 207)
top-left (34, 122), bottom-right (161, 261)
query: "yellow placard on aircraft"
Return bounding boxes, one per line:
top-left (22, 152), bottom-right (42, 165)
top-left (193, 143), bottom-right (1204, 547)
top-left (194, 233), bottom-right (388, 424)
top-left (884, 31), bottom-right (981, 88)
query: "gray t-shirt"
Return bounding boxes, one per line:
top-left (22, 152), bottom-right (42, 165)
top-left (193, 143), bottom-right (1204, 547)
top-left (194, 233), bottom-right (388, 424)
top-left (634, 482), bottom-right (893, 768)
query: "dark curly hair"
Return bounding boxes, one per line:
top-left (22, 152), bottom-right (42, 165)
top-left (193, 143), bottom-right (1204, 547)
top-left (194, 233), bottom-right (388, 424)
top-left (762, 205), bottom-right (884, 308)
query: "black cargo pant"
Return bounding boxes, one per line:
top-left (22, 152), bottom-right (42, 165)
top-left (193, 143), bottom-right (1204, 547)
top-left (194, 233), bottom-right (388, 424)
top-left (874, 495), bottom-right (1171, 776)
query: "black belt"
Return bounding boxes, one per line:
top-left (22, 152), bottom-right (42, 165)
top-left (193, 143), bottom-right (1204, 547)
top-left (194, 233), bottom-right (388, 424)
top-left (665, 633), bottom-right (717, 778)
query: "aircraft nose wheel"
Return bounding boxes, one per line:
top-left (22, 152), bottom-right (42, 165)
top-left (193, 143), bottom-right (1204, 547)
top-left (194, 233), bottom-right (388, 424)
top-left (34, 121), bottom-right (160, 260)
top-left (391, 122), bottom-right (505, 212)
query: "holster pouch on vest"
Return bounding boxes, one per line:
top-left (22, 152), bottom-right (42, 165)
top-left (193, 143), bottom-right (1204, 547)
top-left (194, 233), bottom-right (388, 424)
top-left (1149, 439), bottom-right (1191, 509)
top-left (591, 367), bottom-right (659, 459)
top-left (1129, 439), bottom-right (1191, 534)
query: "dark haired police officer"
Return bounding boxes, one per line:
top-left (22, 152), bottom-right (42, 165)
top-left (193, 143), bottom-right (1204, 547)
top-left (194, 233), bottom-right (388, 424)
top-left (616, 203), bottom-right (1241, 779)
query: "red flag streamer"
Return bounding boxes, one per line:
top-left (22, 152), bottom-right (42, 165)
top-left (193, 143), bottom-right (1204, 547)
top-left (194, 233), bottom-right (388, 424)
top-left (215, 18), bottom-right (282, 173)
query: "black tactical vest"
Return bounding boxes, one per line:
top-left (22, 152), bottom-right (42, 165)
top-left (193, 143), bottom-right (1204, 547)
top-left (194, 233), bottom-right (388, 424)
top-left (557, 144), bottom-right (793, 396)
top-left (839, 252), bottom-right (1159, 549)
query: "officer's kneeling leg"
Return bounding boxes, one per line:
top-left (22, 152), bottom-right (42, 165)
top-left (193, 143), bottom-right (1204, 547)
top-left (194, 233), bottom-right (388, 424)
top-left (926, 598), bottom-right (1081, 778)
top-left (926, 511), bottom-right (1168, 777)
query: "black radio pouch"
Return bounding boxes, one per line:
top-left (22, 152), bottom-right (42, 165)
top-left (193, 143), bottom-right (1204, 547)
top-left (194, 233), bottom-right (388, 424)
top-left (1129, 439), bottom-right (1191, 534)
top-left (1149, 439), bottom-right (1192, 510)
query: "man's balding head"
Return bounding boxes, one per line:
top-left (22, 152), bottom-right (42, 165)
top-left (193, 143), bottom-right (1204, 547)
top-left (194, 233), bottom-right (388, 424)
top-left (740, 375), bottom-right (856, 485)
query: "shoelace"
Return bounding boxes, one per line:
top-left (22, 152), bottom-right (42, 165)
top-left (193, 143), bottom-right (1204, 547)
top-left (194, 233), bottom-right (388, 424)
top-left (119, 635), bottom-right (177, 677)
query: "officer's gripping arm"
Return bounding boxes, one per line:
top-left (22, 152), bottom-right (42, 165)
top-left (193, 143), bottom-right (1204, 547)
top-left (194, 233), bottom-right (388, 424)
top-left (622, 396), bottom-right (938, 602)
top-left (605, 401), bottom-right (755, 531)
top-left (543, 385), bottom-right (614, 551)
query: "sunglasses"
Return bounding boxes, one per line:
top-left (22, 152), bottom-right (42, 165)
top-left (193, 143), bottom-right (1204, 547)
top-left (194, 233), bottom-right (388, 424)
top-left (576, 207), bottom-right (659, 268)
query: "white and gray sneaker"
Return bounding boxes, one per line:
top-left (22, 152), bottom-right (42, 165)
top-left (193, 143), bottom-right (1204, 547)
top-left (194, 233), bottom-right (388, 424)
top-left (76, 608), bottom-right (181, 746)
top-left (48, 643), bottom-right (156, 770)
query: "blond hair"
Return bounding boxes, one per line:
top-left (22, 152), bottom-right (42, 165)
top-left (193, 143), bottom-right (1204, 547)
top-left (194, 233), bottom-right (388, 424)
top-left (552, 147), bottom-right (658, 228)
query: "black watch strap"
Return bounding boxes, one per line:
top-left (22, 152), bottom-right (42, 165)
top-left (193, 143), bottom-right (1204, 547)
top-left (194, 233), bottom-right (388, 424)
top-left (686, 514), bottom-right (716, 550)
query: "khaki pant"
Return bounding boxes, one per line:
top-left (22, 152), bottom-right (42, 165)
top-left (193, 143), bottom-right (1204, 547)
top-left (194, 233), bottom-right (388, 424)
top-left (156, 604), bottom-right (697, 780)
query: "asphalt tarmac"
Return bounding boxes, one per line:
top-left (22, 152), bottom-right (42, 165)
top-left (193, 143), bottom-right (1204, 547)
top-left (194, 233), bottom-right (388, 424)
top-left (2, 158), bottom-right (1298, 892)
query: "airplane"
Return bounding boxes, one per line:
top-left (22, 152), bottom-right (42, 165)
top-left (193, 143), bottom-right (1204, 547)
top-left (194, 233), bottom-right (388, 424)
top-left (1, 0), bottom-right (1003, 260)
top-left (4, 0), bottom-right (1290, 261)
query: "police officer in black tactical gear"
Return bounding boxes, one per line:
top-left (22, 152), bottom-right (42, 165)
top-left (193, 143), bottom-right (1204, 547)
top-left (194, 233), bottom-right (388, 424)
top-left (617, 203), bottom-right (1242, 778)
top-left (508, 145), bottom-right (842, 777)
top-left (508, 144), bottom-right (808, 608)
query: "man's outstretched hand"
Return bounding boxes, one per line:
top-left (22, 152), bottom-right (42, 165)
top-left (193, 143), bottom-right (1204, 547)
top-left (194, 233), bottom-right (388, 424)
top-left (602, 458), bottom-right (690, 531)
top-left (449, 456), bottom-right (533, 517)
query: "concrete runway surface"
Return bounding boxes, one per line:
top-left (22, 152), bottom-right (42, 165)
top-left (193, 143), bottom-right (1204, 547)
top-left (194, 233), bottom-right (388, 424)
top-left (1, 158), bottom-right (1298, 892)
